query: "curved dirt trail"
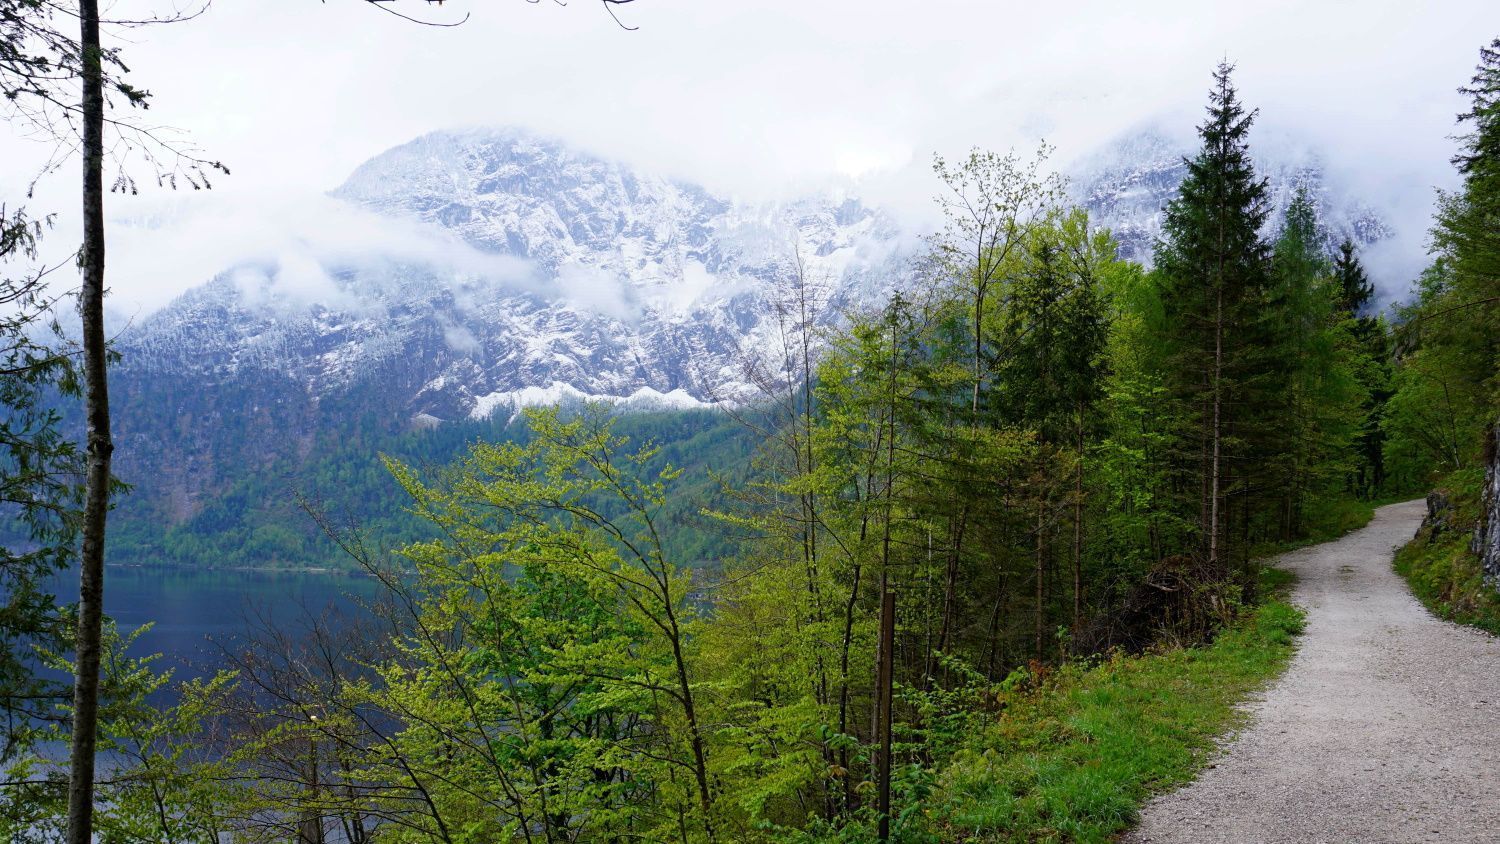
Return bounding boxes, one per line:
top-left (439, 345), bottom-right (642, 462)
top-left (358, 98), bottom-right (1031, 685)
top-left (1125, 500), bottom-right (1500, 844)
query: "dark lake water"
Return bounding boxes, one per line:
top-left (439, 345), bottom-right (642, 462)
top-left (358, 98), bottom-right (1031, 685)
top-left (51, 565), bottom-right (388, 686)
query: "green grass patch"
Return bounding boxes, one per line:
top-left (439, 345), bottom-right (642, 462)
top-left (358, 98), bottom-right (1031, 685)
top-left (1393, 470), bottom-right (1500, 635)
top-left (1249, 495), bottom-right (1380, 560)
top-left (927, 599), bottom-right (1306, 843)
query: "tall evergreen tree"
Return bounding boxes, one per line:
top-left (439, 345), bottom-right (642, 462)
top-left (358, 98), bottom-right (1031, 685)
top-left (1154, 61), bottom-right (1272, 574)
top-left (1432, 37), bottom-right (1500, 573)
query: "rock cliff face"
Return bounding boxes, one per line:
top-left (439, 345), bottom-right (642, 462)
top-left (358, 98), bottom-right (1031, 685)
top-left (1474, 420), bottom-right (1500, 586)
top-left (122, 128), bottom-right (904, 422)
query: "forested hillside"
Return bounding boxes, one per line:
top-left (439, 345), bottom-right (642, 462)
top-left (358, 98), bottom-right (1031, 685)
top-left (108, 409), bottom-right (755, 571)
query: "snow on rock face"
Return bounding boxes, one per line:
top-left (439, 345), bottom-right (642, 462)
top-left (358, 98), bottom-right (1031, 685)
top-left (124, 128), bottom-right (905, 425)
top-left (120, 126), bottom-right (1394, 433)
top-left (468, 381), bottom-right (718, 424)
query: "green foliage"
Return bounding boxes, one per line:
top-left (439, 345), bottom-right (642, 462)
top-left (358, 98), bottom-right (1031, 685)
top-left (1382, 261), bottom-right (1493, 490)
top-left (1260, 188), bottom-right (1369, 539)
top-left (106, 408), bottom-right (753, 572)
top-left (209, 407), bottom-right (741, 842)
top-left (1148, 64), bottom-right (1381, 587)
top-left (6, 50), bottom-right (1454, 843)
top-left (1383, 38), bottom-right (1500, 492)
top-left (1152, 60), bottom-right (1274, 574)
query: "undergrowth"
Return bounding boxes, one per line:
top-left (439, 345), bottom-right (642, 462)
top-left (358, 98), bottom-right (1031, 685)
top-left (925, 597), bottom-right (1305, 843)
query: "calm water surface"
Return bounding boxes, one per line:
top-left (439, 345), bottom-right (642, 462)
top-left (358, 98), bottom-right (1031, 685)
top-left (53, 566), bottom-right (387, 684)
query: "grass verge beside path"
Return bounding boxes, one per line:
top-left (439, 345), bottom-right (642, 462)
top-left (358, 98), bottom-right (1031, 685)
top-left (928, 594), bottom-right (1304, 843)
top-left (924, 502), bottom-right (1383, 844)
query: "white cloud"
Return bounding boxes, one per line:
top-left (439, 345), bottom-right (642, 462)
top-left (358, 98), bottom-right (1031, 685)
top-left (441, 322), bottom-right (482, 355)
top-left (2, 0), bottom-right (1492, 311)
top-left (555, 261), bottom-right (641, 322)
top-left (97, 192), bottom-right (537, 317)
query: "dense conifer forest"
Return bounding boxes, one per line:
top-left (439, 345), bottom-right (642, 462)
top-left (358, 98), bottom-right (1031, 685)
top-left (1, 0), bottom-right (1496, 839)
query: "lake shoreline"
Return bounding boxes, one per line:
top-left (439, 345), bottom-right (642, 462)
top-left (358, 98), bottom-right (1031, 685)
top-left (104, 561), bottom-right (383, 577)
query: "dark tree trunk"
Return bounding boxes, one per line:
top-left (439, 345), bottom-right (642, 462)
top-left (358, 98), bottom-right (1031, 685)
top-left (66, 0), bottom-right (113, 840)
top-left (1034, 497), bottom-right (1046, 659)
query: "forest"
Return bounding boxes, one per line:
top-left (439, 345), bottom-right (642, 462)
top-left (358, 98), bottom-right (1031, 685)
top-left (1, 1), bottom-right (1497, 840)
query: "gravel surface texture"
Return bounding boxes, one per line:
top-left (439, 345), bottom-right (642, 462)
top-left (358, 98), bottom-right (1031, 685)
top-left (1124, 500), bottom-right (1500, 844)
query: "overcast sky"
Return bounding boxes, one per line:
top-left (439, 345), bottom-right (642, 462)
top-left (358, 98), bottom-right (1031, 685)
top-left (2, 0), bottom-right (1495, 314)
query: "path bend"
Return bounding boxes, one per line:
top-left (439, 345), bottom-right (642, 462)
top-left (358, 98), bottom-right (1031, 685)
top-left (1125, 500), bottom-right (1500, 844)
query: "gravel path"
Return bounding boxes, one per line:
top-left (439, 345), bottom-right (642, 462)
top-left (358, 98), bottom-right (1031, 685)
top-left (1124, 500), bottom-right (1500, 844)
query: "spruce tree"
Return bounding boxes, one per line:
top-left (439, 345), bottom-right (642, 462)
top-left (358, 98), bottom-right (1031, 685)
top-left (1332, 239), bottom-right (1389, 496)
top-left (1263, 188), bottom-right (1327, 538)
top-left (1154, 61), bottom-right (1272, 573)
top-left (1334, 239), bottom-right (1376, 320)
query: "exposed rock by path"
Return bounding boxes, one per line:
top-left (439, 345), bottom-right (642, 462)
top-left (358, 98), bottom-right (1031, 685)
top-left (1124, 500), bottom-right (1500, 844)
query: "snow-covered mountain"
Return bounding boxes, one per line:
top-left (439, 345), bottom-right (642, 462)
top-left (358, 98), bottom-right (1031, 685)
top-left (122, 128), bottom-right (904, 426)
top-left (122, 126), bottom-right (1395, 428)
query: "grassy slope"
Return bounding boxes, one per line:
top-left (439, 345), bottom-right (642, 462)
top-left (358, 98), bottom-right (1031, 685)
top-left (926, 504), bottom-right (1379, 844)
top-left (1393, 469), bottom-right (1500, 635)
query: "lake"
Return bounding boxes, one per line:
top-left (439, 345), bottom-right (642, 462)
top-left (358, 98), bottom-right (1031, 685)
top-left (51, 565), bottom-right (389, 686)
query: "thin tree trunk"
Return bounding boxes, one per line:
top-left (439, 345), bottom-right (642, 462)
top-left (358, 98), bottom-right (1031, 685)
top-left (67, 2), bottom-right (112, 841)
top-left (664, 616), bottom-right (715, 842)
top-left (934, 507), bottom-right (967, 673)
top-left (299, 735), bottom-right (324, 843)
top-left (874, 307), bottom-right (900, 842)
top-left (1207, 89), bottom-right (1231, 576)
top-left (836, 553), bottom-right (862, 810)
top-left (1208, 283), bottom-right (1223, 573)
top-left (973, 276), bottom-right (985, 416)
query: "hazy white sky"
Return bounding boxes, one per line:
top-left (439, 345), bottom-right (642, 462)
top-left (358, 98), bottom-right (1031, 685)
top-left (2, 0), bottom-right (1496, 313)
